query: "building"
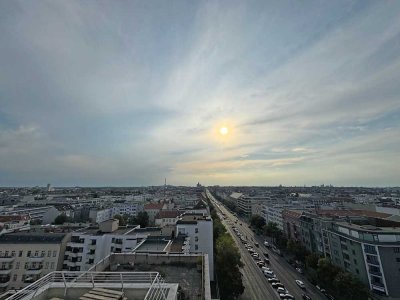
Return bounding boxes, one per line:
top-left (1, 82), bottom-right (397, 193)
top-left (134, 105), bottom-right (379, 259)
top-left (327, 218), bottom-right (400, 297)
top-left (144, 203), bottom-right (164, 225)
top-left (176, 213), bottom-right (214, 280)
top-left (282, 210), bottom-right (303, 242)
top-left (63, 220), bottom-right (146, 271)
top-left (0, 215), bottom-right (30, 235)
top-left (0, 229), bottom-right (70, 292)
top-left (155, 210), bottom-right (181, 227)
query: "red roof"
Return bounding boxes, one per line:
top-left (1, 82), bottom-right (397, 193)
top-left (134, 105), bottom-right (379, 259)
top-left (0, 215), bottom-right (30, 222)
top-left (144, 203), bottom-right (164, 210)
top-left (156, 210), bottom-right (181, 219)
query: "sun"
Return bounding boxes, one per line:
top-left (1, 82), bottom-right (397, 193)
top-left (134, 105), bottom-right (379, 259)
top-left (219, 127), bottom-right (229, 136)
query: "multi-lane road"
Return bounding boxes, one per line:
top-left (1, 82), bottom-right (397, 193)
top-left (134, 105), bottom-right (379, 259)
top-left (206, 190), bottom-right (325, 300)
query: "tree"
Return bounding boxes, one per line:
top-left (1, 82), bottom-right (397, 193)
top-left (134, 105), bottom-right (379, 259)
top-left (135, 212), bottom-right (149, 228)
top-left (250, 215), bottom-right (266, 230)
top-left (305, 253), bottom-right (319, 270)
top-left (215, 234), bottom-right (244, 299)
top-left (54, 214), bottom-right (67, 225)
top-left (113, 214), bottom-right (126, 226)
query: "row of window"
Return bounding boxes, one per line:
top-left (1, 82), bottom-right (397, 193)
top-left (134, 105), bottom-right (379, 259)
top-left (0, 250), bottom-right (57, 258)
top-left (7, 261), bottom-right (55, 270)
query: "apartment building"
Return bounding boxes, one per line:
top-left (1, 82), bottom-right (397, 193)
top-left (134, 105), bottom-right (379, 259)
top-left (63, 220), bottom-right (146, 271)
top-left (327, 219), bottom-right (400, 297)
top-left (0, 230), bottom-right (70, 292)
top-left (176, 213), bottom-right (214, 280)
top-left (155, 210), bottom-right (181, 227)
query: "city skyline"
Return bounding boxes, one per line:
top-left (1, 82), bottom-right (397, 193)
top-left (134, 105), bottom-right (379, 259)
top-left (1, 1), bottom-right (400, 187)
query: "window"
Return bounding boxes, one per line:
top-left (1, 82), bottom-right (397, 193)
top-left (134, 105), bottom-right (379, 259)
top-left (50, 262), bottom-right (55, 269)
top-left (195, 245), bottom-right (198, 250)
top-left (396, 258), bottom-right (400, 263)
top-left (195, 237), bottom-right (199, 242)
top-left (41, 251), bottom-right (45, 257)
top-left (24, 262), bottom-right (29, 269)
top-left (47, 250), bottom-right (51, 257)
top-left (354, 259), bottom-right (357, 264)
top-left (18, 251), bottom-right (23, 257)
top-left (16, 262), bottom-right (20, 269)
top-left (45, 262), bottom-right (49, 269)
top-left (394, 248), bottom-right (400, 254)
top-left (356, 269), bottom-right (359, 274)
top-left (352, 250), bottom-right (356, 255)
top-left (195, 228), bottom-right (198, 233)
top-left (11, 251), bottom-right (15, 257)
top-left (27, 251), bottom-right (31, 257)
top-left (5, 251), bottom-right (9, 257)
top-left (53, 250), bottom-right (57, 257)
top-left (34, 251), bottom-right (39, 257)
top-left (13, 274), bottom-right (17, 281)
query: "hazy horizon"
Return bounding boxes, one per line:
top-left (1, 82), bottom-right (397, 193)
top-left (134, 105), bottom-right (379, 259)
top-left (1, 1), bottom-right (399, 187)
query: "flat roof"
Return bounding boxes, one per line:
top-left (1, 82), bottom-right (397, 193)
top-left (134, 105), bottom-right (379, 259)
top-left (135, 239), bottom-right (170, 253)
top-left (0, 230), bottom-right (67, 244)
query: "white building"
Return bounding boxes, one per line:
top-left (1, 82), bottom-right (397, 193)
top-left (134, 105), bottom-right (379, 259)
top-left (63, 220), bottom-right (148, 271)
top-left (176, 213), bottom-right (214, 280)
top-left (0, 215), bottom-right (30, 235)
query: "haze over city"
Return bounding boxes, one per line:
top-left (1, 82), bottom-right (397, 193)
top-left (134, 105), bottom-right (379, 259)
top-left (1, 1), bottom-right (400, 187)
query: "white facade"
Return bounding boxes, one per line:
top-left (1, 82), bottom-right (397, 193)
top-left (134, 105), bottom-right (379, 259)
top-left (176, 215), bottom-right (214, 281)
top-left (63, 226), bottom-right (147, 271)
top-left (262, 205), bottom-right (284, 230)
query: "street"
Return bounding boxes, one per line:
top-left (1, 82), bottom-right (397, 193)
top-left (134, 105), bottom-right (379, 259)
top-left (207, 190), bottom-right (326, 300)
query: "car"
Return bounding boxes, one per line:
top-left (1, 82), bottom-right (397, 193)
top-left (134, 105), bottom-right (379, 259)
top-left (281, 294), bottom-right (295, 299)
top-left (316, 285), bottom-right (326, 293)
top-left (268, 278), bottom-right (279, 283)
top-left (251, 252), bottom-right (259, 257)
top-left (240, 223), bottom-right (242, 225)
top-left (296, 280), bottom-right (306, 289)
top-left (324, 294), bottom-right (335, 300)
top-left (302, 294), bottom-right (312, 300)
top-left (262, 266), bottom-right (271, 272)
top-left (255, 242), bottom-right (259, 247)
top-left (264, 270), bottom-right (275, 278)
top-left (264, 258), bottom-right (270, 264)
top-left (272, 282), bottom-right (284, 289)
top-left (263, 252), bottom-right (269, 258)
top-left (264, 240), bottom-right (270, 247)
top-left (257, 261), bottom-right (265, 267)
top-left (277, 287), bottom-right (288, 294)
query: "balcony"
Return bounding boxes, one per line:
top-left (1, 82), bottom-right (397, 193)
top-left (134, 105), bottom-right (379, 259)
top-left (65, 251), bottom-right (82, 258)
top-left (0, 276), bottom-right (11, 288)
top-left (28, 256), bottom-right (45, 262)
top-left (0, 256), bottom-right (15, 263)
top-left (0, 268), bottom-right (12, 275)
top-left (369, 269), bottom-right (382, 277)
top-left (26, 267), bottom-right (43, 275)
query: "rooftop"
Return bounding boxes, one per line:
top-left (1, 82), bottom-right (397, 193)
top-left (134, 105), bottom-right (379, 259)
top-left (134, 239), bottom-right (170, 253)
top-left (0, 230), bottom-right (68, 244)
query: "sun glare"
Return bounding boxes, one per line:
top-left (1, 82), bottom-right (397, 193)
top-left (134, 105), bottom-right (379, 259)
top-left (219, 127), bottom-right (229, 135)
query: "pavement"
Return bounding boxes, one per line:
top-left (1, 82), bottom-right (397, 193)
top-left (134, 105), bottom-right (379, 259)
top-left (207, 190), bottom-right (327, 300)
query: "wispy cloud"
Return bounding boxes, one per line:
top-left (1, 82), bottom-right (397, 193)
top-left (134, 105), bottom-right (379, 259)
top-left (0, 0), bottom-right (399, 186)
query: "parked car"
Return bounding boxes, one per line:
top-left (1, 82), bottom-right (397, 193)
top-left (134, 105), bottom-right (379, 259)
top-left (272, 282), bottom-right (284, 289)
top-left (277, 287), bottom-right (288, 294)
top-left (264, 258), bottom-right (270, 264)
top-left (264, 252), bottom-right (269, 258)
top-left (255, 242), bottom-right (259, 247)
top-left (302, 294), bottom-right (312, 300)
top-left (281, 294), bottom-right (295, 299)
top-left (268, 278), bottom-right (279, 283)
top-left (264, 240), bottom-right (270, 247)
top-left (296, 280), bottom-right (306, 289)
top-left (264, 270), bottom-right (275, 278)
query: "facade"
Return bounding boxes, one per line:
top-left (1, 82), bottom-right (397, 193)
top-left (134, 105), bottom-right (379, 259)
top-left (144, 203), bottom-right (164, 225)
top-left (282, 210), bottom-right (303, 242)
top-left (327, 220), bottom-right (400, 297)
top-left (0, 230), bottom-right (70, 292)
top-left (63, 221), bottom-right (146, 271)
top-left (155, 210), bottom-right (181, 227)
top-left (263, 205), bottom-right (285, 230)
top-left (176, 213), bottom-right (214, 280)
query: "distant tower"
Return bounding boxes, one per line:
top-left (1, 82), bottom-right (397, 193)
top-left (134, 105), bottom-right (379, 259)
top-left (47, 184), bottom-right (51, 192)
top-left (164, 178), bottom-right (167, 200)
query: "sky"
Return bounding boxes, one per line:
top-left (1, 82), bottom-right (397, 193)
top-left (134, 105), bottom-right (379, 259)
top-left (0, 0), bottom-right (400, 187)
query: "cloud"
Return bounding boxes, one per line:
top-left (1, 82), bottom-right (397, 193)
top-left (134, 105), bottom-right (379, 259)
top-left (0, 1), bottom-right (399, 186)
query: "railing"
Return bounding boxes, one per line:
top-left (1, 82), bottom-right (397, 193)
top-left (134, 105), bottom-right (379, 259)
top-left (6, 271), bottom-right (168, 300)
